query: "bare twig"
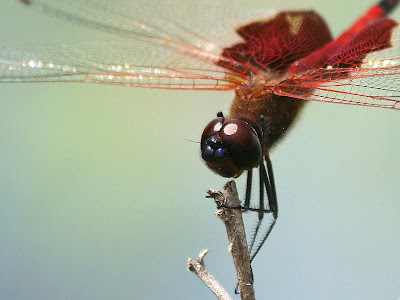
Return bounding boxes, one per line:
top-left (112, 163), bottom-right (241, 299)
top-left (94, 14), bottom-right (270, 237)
top-left (187, 250), bottom-right (233, 300)
top-left (207, 181), bottom-right (255, 300)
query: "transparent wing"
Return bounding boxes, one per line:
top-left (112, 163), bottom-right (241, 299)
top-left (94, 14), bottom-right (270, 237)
top-left (0, 41), bottom-right (242, 89)
top-left (275, 21), bottom-right (400, 110)
top-left (0, 0), bottom-right (279, 89)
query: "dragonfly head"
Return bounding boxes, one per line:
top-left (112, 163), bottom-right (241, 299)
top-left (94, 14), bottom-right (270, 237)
top-left (200, 114), bottom-right (262, 178)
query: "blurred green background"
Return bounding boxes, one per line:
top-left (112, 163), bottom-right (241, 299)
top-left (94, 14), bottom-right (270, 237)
top-left (0, 0), bottom-right (399, 299)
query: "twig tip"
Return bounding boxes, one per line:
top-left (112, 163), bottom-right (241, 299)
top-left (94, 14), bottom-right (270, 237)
top-left (197, 249), bottom-right (209, 264)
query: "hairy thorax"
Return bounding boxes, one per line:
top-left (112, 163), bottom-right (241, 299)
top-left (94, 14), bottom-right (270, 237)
top-left (229, 72), bottom-right (306, 150)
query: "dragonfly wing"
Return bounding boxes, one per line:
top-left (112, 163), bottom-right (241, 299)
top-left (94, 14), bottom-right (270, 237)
top-left (17, 0), bottom-right (277, 50)
top-left (0, 41), bottom-right (244, 90)
top-left (0, 0), bottom-right (282, 89)
top-left (275, 20), bottom-right (400, 109)
top-left (275, 65), bottom-right (400, 109)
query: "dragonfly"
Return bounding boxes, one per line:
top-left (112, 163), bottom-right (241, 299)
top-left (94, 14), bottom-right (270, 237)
top-left (0, 0), bottom-right (399, 265)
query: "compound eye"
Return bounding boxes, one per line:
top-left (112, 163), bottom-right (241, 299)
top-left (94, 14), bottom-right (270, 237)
top-left (201, 117), bottom-right (224, 149)
top-left (220, 120), bottom-right (262, 170)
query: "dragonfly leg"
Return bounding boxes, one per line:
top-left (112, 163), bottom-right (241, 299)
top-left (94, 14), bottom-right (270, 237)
top-left (248, 115), bottom-right (279, 261)
top-left (244, 169), bottom-right (253, 209)
top-left (265, 153), bottom-right (278, 218)
top-left (218, 169), bottom-right (272, 214)
top-left (249, 153), bottom-right (278, 263)
top-left (235, 116), bottom-right (279, 294)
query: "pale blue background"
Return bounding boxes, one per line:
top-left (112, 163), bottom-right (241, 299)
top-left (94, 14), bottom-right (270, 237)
top-left (0, 0), bottom-right (399, 299)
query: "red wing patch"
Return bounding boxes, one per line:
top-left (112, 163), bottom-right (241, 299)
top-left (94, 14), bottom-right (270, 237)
top-left (324, 18), bottom-right (398, 69)
top-left (217, 11), bottom-right (333, 74)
